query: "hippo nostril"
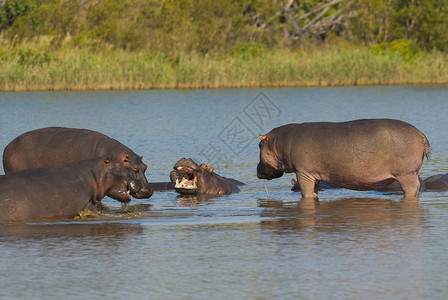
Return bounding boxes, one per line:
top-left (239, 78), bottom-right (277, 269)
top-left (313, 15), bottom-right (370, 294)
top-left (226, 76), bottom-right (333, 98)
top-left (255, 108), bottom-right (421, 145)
top-left (142, 188), bottom-right (153, 198)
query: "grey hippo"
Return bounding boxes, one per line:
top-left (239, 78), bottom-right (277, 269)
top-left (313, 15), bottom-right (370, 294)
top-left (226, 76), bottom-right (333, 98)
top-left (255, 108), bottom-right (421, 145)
top-left (2, 127), bottom-right (153, 198)
top-left (0, 157), bottom-right (140, 222)
top-left (257, 119), bottom-right (430, 199)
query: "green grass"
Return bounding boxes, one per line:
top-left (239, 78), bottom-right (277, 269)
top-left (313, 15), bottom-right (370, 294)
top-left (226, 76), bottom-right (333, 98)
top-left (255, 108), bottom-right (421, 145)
top-left (0, 38), bottom-right (447, 91)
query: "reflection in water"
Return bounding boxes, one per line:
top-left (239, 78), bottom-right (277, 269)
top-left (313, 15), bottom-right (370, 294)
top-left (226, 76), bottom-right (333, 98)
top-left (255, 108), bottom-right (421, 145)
top-left (0, 222), bottom-right (144, 237)
top-left (257, 197), bottom-right (426, 299)
top-left (0, 222), bottom-right (144, 300)
top-left (259, 197), bottom-right (423, 232)
top-left (176, 195), bottom-right (216, 207)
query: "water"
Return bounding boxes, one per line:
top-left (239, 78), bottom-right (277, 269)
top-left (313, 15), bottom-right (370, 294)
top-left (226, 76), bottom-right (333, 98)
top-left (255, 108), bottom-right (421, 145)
top-left (1, 86), bottom-right (448, 299)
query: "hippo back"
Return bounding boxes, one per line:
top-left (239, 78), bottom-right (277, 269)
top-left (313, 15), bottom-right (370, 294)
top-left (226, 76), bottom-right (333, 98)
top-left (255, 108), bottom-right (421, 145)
top-left (3, 127), bottom-right (130, 173)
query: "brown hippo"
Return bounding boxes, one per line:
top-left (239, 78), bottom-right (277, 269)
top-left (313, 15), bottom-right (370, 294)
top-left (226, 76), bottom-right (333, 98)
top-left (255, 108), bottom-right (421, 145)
top-left (257, 119), bottom-right (430, 199)
top-left (0, 158), bottom-right (138, 223)
top-left (290, 178), bottom-right (338, 192)
top-left (2, 127), bottom-right (152, 199)
top-left (169, 158), bottom-right (244, 195)
top-left (150, 182), bottom-right (176, 191)
top-left (424, 174), bottom-right (448, 191)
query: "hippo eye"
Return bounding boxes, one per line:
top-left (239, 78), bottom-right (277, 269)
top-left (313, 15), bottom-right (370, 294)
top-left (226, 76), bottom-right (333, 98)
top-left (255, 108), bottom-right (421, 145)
top-left (132, 166), bottom-right (139, 172)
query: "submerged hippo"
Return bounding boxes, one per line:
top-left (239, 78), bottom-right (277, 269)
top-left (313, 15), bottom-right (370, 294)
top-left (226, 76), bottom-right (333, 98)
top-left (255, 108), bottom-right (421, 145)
top-left (290, 178), bottom-right (338, 192)
top-left (257, 119), bottom-right (430, 199)
top-left (0, 158), bottom-right (138, 223)
top-left (169, 158), bottom-right (244, 195)
top-left (2, 127), bottom-right (152, 198)
top-left (424, 174), bottom-right (448, 191)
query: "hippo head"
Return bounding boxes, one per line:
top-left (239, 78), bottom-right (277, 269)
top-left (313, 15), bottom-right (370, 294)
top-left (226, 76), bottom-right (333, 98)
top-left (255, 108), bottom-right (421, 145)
top-left (116, 152), bottom-right (153, 199)
top-left (100, 158), bottom-right (146, 203)
top-left (257, 134), bottom-right (284, 180)
top-left (170, 158), bottom-right (200, 195)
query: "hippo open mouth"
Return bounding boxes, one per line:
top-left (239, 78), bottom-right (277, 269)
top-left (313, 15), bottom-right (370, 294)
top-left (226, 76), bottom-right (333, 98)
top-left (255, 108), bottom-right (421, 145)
top-left (173, 166), bottom-right (199, 195)
top-left (170, 158), bottom-right (201, 195)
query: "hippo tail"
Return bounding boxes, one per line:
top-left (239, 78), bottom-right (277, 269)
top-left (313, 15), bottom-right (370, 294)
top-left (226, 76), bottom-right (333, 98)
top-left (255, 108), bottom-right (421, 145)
top-left (418, 130), bottom-right (430, 159)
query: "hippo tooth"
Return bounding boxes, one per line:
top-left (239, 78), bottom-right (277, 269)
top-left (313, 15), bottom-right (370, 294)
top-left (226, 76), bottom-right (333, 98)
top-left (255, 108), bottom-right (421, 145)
top-left (174, 177), bottom-right (198, 189)
top-left (175, 179), bottom-right (182, 188)
top-left (176, 178), bottom-right (190, 188)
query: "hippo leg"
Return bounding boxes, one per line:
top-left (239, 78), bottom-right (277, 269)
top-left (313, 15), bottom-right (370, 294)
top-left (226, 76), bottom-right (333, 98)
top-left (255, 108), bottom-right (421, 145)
top-left (396, 173), bottom-right (420, 198)
top-left (296, 172), bottom-right (318, 198)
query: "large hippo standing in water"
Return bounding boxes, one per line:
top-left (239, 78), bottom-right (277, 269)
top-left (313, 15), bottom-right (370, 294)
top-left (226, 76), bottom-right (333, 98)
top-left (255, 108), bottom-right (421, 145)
top-left (257, 119), bottom-right (430, 199)
top-left (2, 127), bottom-right (153, 198)
top-left (0, 157), bottom-right (138, 222)
top-left (169, 158), bottom-right (244, 195)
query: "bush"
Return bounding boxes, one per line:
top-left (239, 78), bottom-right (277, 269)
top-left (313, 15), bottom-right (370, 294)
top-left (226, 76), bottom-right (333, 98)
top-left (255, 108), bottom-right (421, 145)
top-left (370, 39), bottom-right (421, 61)
top-left (0, 0), bottom-right (36, 30)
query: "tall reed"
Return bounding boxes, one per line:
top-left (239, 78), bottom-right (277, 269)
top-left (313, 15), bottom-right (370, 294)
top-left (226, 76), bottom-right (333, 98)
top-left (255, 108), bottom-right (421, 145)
top-left (0, 40), bottom-right (447, 91)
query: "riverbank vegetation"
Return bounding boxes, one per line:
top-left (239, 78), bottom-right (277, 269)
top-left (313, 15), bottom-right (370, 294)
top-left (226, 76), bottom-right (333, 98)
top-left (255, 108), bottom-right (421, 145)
top-left (1, 0), bottom-right (447, 91)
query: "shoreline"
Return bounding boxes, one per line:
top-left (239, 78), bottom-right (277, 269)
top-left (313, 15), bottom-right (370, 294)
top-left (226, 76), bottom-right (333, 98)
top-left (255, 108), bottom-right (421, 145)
top-left (1, 80), bottom-right (447, 92)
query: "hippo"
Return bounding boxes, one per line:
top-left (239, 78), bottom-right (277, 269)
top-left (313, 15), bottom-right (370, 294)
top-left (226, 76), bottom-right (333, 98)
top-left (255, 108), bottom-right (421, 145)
top-left (150, 182), bottom-right (176, 191)
top-left (424, 174), bottom-right (448, 191)
top-left (2, 127), bottom-right (152, 198)
top-left (169, 158), bottom-right (244, 195)
top-left (290, 178), bottom-right (337, 192)
top-left (0, 157), bottom-right (139, 223)
top-left (257, 119), bottom-right (430, 199)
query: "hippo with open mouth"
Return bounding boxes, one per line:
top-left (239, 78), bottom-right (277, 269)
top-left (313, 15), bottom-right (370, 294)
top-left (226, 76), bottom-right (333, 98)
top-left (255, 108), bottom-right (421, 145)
top-left (257, 119), bottom-right (430, 199)
top-left (169, 158), bottom-right (244, 195)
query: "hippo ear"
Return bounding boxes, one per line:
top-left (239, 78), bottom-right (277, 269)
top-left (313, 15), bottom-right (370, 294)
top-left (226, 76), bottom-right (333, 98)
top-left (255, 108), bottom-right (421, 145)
top-left (209, 166), bottom-right (214, 173)
top-left (259, 134), bottom-right (266, 141)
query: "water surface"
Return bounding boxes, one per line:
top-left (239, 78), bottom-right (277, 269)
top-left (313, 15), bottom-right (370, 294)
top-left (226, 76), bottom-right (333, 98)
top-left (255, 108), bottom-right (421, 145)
top-left (1, 86), bottom-right (448, 299)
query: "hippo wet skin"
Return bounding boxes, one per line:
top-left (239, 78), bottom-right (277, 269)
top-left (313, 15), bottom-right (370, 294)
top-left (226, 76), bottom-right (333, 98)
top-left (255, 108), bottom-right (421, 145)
top-left (423, 174), bottom-right (448, 191)
top-left (169, 158), bottom-right (244, 195)
top-left (2, 127), bottom-right (152, 198)
top-left (257, 119), bottom-right (430, 199)
top-left (0, 158), bottom-right (138, 223)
